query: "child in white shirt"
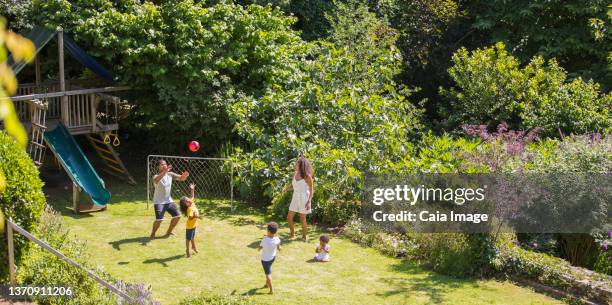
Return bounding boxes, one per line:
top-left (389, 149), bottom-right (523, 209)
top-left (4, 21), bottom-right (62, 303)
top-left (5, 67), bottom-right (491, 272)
top-left (314, 235), bottom-right (330, 262)
top-left (258, 222), bottom-right (281, 294)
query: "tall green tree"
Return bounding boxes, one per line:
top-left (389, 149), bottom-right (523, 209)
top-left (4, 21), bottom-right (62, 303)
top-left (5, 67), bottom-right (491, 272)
top-left (381, 0), bottom-right (471, 127)
top-left (238, 0), bottom-right (335, 40)
top-left (229, 0), bottom-right (422, 206)
top-left (471, 0), bottom-right (611, 88)
top-left (33, 0), bottom-right (306, 152)
top-left (0, 0), bottom-right (33, 30)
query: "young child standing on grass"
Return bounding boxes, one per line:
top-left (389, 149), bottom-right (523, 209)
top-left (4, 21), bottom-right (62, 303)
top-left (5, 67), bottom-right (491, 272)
top-left (179, 183), bottom-right (199, 258)
top-left (314, 235), bottom-right (331, 262)
top-left (259, 222), bottom-right (281, 294)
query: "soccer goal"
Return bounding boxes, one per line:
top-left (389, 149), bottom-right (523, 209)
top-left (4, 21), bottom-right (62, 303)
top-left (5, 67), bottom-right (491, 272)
top-left (146, 155), bottom-right (233, 208)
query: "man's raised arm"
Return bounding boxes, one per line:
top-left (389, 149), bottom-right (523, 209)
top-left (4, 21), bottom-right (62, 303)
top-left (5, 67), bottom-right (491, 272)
top-left (177, 171), bottom-right (190, 181)
top-left (153, 165), bottom-right (171, 184)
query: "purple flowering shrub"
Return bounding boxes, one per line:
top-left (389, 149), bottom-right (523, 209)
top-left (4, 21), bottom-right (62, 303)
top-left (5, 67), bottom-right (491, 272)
top-left (462, 123), bottom-right (611, 270)
top-left (115, 280), bottom-right (160, 305)
top-left (461, 122), bottom-right (541, 171)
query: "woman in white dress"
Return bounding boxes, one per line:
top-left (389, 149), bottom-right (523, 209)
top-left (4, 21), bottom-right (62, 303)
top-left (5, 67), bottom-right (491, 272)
top-left (283, 156), bottom-right (314, 241)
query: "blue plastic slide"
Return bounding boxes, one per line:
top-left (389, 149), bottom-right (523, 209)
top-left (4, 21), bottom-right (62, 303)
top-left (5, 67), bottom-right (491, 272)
top-left (44, 124), bottom-right (111, 205)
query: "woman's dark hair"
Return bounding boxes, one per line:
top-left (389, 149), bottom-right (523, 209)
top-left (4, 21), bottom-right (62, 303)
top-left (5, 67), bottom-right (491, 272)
top-left (267, 222), bottom-right (279, 234)
top-left (320, 235), bottom-right (330, 243)
top-left (296, 156), bottom-right (314, 179)
top-left (179, 196), bottom-right (189, 216)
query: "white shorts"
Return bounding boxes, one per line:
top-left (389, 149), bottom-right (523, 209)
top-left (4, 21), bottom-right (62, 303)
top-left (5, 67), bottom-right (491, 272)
top-left (289, 191), bottom-right (311, 214)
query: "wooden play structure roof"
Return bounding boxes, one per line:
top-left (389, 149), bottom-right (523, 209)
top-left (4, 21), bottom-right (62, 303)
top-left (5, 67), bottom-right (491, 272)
top-left (9, 26), bottom-right (115, 81)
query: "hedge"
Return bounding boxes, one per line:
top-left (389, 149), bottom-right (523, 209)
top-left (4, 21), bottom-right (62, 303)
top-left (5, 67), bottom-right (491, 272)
top-left (0, 130), bottom-right (46, 281)
top-left (493, 239), bottom-right (612, 304)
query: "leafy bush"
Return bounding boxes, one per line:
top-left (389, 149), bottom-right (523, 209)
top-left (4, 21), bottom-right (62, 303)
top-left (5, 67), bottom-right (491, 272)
top-left (17, 208), bottom-right (115, 304)
top-left (412, 233), bottom-right (495, 277)
top-left (0, 130), bottom-right (46, 282)
top-left (338, 133), bottom-right (496, 276)
top-left (522, 134), bottom-right (612, 173)
top-left (441, 42), bottom-right (611, 136)
top-left (593, 231), bottom-right (611, 276)
top-left (515, 233), bottom-right (560, 257)
top-left (178, 291), bottom-right (257, 305)
top-left (594, 251), bottom-right (611, 276)
top-left (519, 134), bottom-right (612, 267)
top-left (344, 219), bottom-right (495, 277)
top-left (414, 132), bottom-right (483, 173)
top-left (343, 218), bottom-right (418, 258)
top-left (0, 19), bottom-right (33, 147)
top-left (17, 208), bottom-right (160, 305)
top-left (462, 126), bottom-right (611, 270)
top-left (344, 130), bottom-right (610, 277)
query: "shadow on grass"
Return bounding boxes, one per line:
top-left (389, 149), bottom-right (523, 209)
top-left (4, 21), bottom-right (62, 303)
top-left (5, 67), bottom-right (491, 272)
top-left (143, 254), bottom-right (184, 267)
top-left (43, 189), bottom-right (96, 219)
top-left (43, 176), bottom-right (137, 219)
top-left (109, 236), bottom-right (153, 250)
top-left (248, 231), bottom-right (321, 249)
top-left (242, 286), bottom-right (269, 296)
top-left (230, 216), bottom-right (261, 227)
top-left (278, 231), bottom-right (323, 245)
top-left (374, 260), bottom-right (483, 304)
top-left (247, 239), bottom-right (262, 249)
top-left (199, 200), bottom-right (267, 223)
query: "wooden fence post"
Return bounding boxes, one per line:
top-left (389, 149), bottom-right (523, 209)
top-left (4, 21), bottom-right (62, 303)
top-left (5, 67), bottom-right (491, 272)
top-left (72, 183), bottom-right (80, 214)
top-left (7, 218), bottom-right (16, 285)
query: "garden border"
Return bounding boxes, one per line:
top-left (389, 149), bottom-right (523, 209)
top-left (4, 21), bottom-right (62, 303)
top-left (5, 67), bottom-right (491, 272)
top-left (5, 217), bottom-right (135, 303)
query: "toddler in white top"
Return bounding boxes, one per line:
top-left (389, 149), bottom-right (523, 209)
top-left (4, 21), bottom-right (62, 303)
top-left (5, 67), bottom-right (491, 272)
top-left (314, 235), bottom-right (331, 262)
top-left (258, 222), bottom-right (281, 294)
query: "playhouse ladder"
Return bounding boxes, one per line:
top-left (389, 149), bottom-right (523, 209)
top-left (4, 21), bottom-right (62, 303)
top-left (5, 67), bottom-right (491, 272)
top-left (26, 99), bottom-right (48, 167)
top-left (87, 133), bottom-right (136, 185)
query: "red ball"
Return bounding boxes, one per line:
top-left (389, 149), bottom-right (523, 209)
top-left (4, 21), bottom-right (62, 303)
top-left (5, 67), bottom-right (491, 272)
top-left (188, 140), bottom-right (200, 152)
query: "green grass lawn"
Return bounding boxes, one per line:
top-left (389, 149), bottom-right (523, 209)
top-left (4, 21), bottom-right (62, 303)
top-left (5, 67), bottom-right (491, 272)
top-left (44, 179), bottom-right (563, 305)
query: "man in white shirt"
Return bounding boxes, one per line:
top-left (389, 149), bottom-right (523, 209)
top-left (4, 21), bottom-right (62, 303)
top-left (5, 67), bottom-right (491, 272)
top-left (150, 159), bottom-right (189, 238)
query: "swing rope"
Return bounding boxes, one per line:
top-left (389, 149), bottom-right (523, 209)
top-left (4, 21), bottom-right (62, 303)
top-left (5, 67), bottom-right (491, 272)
top-left (112, 100), bottom-right (120, 146)
top-left (102, 98), bottom-right (121, 147)
top-left (103, 99), bottom-right (111, 144)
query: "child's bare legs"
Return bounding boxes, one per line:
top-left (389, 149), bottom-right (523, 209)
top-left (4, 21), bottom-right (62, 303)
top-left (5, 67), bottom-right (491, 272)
top-left (287, 211), bottom-right (296, 239)
top-left (265, 274), bottom-right (273, 294)
top-left (299, 213), bottom-right (308, 241)
top-left (190, 239), bottom-right (198, 253)
top-left (185, 240), bottom-right (191, 257)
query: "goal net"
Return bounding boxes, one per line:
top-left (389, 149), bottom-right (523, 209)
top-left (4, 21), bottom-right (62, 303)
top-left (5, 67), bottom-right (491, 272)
top-left (147, 155), bottom-right (233, 207)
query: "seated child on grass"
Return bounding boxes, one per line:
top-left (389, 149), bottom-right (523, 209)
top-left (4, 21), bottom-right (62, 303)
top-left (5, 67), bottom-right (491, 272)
top-left (179, 183), bottom-right (199, 257)
top-left (314, 235), bottom-right (330, 262)
top-left (258, 222), bottom-right (281, 294)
